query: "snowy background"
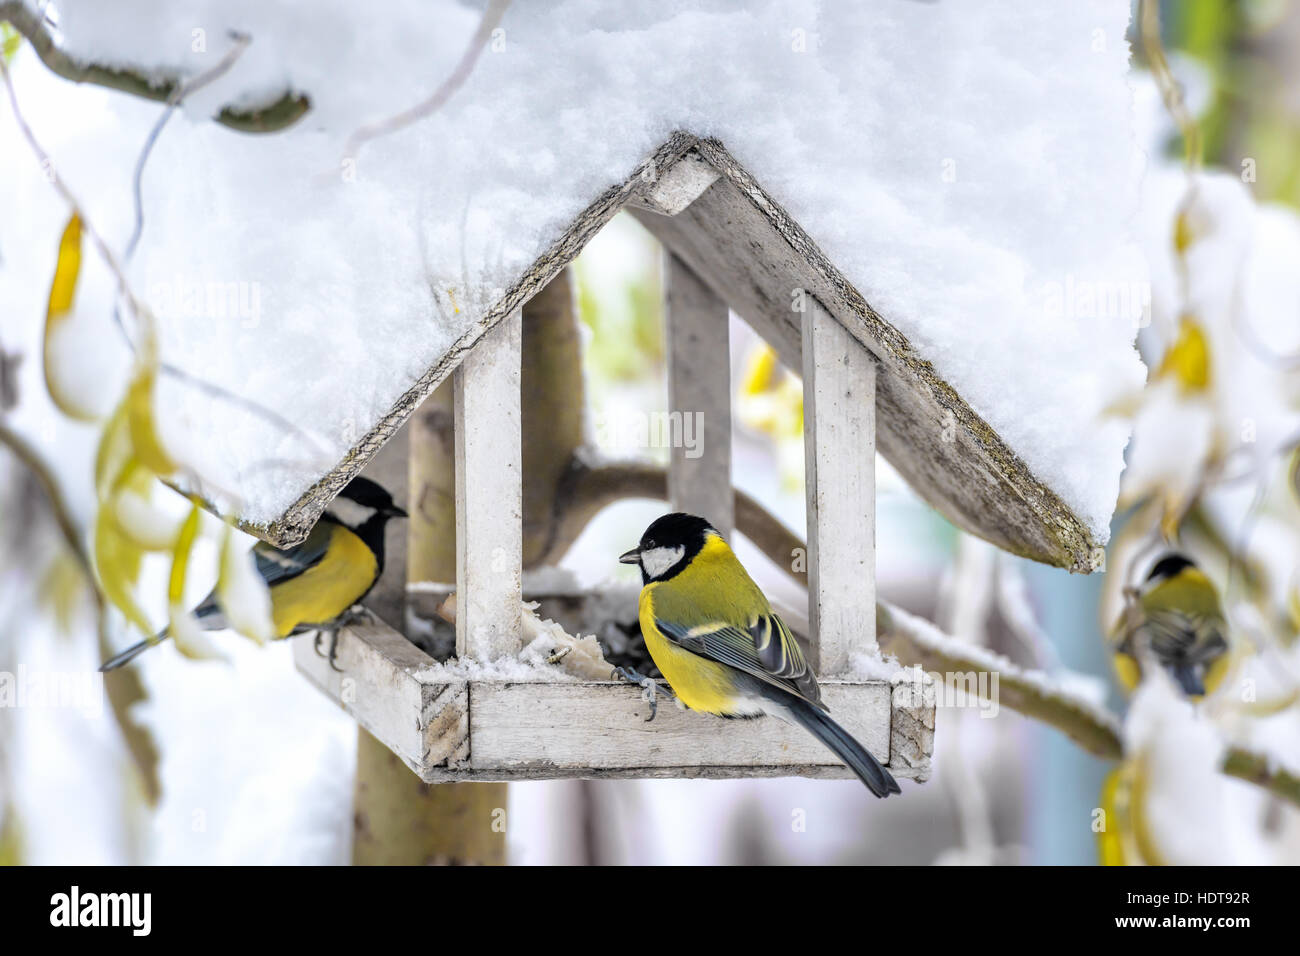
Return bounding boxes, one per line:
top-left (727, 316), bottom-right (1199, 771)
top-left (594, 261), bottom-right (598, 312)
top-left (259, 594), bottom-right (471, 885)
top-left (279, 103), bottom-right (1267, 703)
top-left (3, 0), bottom-right (1300, 865)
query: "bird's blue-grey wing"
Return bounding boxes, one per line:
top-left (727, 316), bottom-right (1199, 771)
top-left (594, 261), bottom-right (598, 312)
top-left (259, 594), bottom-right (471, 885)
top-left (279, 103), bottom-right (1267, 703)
top-left (653, 613), bottom-right (824, 708)
top-left (190, 519), bottom-right (336, 628)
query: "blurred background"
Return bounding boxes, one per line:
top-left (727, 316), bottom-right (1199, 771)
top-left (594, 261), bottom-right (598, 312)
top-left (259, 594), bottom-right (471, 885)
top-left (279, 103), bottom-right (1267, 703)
top-left (3, 0), bottom-right (1300, 865)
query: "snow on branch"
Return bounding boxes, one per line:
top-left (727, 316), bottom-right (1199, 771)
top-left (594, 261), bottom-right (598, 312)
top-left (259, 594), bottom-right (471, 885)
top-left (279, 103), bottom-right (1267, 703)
top-left (878, 601), bottom-right (1124, 759)
top-left (878, 600), bottom-right (1300, 808)
top-left (0, 1), bottom-right (308, 132)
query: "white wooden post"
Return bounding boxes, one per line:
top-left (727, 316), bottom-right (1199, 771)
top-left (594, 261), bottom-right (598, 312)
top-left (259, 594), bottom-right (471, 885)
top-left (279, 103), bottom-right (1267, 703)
top-left (454, 310), bottom-right (523, 660)
top-left (802, 299), bottom-right (877, 673)
top-left (665, 254), bottom-right (733, 537)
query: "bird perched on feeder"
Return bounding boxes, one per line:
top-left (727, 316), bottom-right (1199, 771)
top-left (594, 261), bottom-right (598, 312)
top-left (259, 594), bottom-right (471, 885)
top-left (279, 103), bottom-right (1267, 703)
top-left (100, 476), bottom-right (407, 671)
top-left (619, 513), bottom-right (901, 798)
top-left (1112, 553), bottom-right (1230, 698)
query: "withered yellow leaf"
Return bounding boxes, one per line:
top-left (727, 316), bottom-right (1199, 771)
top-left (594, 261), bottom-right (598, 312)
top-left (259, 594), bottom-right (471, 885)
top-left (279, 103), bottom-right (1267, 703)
top-left (43, 214), bottom-right (97, 421)
top-left (1157, 315), bottom-right (1211, 394)
top-left (126, 360), bottom-right (176, 477)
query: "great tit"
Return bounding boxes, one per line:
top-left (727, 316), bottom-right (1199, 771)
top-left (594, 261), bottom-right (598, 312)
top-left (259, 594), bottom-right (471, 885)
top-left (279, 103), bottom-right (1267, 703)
top-left (1113, 553), bottom-right (1230, 698)
top-left (100, 476), bottom-right (407, 671)
top-left (620, 513), bottom-right (901, 798)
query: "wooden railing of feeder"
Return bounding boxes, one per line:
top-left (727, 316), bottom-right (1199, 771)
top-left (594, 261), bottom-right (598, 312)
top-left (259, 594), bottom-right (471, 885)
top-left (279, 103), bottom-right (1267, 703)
top-left (283, 133), bottom-right (1139, 782)
top-left (294, 282), bottom-right (932, 780)
top-left (293, 158), bottom-right (935, 780)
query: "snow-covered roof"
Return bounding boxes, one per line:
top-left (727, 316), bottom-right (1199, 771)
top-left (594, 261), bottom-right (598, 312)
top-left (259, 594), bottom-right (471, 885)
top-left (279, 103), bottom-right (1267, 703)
top-left (7, 1), bottom-right (1145, 569)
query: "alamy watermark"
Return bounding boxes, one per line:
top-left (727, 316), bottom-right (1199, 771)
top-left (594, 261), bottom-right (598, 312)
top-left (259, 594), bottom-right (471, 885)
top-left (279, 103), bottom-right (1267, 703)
top-left (1041, 274), bottom-right (1151, 327)
top-left (0, 666), bottom-right (103, 719)
top-left (594, 409), bottom-right (705, 458)
top-left (894, 668), bottom-right (1000, 718)
top-left (149, 274), bottom-right (263, 329)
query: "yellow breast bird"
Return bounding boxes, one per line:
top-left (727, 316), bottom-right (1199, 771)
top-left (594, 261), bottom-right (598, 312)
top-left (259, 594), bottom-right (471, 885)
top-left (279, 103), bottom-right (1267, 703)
top-left (100, 477), bottom-right (406, 671)
top-left (620, 512), bottom-right (900, 797)
top-left (1113, 553), bottom-right (1230, 698)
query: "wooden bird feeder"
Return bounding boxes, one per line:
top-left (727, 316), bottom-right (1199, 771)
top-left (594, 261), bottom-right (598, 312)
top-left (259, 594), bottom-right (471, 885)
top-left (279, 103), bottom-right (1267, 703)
top-left (262, 133), bottom-right (1104, 783)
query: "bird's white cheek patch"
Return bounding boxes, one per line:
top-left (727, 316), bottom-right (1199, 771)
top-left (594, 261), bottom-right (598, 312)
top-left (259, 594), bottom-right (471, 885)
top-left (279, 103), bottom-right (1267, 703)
top-left (329, 498), bottom-right (377, 528)
top-left (640, 545), bottom-right (685, 579)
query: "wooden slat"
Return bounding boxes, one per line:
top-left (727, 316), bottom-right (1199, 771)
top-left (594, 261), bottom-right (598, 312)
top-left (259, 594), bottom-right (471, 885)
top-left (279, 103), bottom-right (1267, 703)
top-left (453, 309), bottom-right (523, 660)
top-left (357, 419), bottom-right (409, 631)
top-left (293, 621), bottom-right (468, 775)
top-left (628, 140), bottom-right (1102, 573)
top-left (626, 150), bottom-right (720, 216)
top-left (803, 299), bottom-right (877, 674)
top-left (665, 253), bottom-right (733, 536)
top-left (469, 680), bottom-right (892, 774)
top-left (294, 618), bottom-right (930, 784)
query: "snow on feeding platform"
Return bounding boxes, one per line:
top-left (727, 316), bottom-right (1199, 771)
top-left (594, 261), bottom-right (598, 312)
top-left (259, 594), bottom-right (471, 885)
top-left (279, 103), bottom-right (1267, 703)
top-left (8, 0), bottom-right (1144, 551)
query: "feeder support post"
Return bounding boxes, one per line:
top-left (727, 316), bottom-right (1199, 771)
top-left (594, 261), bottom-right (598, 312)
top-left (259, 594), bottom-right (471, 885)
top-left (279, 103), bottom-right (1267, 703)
top-left (665, 253), bottom-right (733, 538)
top-left (802, 299), bottom-right (877, 673)
top-left (454, 309), bottom-right (524, 660)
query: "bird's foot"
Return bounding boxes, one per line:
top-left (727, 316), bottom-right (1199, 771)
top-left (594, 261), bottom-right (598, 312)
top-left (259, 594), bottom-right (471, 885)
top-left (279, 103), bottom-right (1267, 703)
top-left (612, 665), bottom-right (669, 721)
top-left (314, 628), bottom-right (344, 672)
top-left (338, 604), bottom-right (377, 627)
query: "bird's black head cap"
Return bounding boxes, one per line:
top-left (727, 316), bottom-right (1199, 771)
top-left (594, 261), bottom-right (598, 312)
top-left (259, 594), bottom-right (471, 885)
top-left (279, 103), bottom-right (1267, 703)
top-left (340, 476), bottom-right (402, 513)
top-left (329, 477), bottom-right (408, 572)
top-left (1147, 553), bottom-right (1194, 583)
top-left (621, 512), bottom-right (717, 584)
top-left (640, 512), bottom-right (715, 550)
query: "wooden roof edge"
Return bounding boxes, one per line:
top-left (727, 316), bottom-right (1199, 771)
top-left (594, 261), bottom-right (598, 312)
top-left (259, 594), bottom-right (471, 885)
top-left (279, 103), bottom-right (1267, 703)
top-left (687, 137), bottom-right (1103, 572)
top-left (219, 130), bottom-right (1102, 571)
top-left (244, 132), bottom-right (700, 547)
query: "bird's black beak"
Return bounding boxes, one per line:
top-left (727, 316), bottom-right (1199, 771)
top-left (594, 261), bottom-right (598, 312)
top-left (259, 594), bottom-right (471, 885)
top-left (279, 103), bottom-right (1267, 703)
top-left (618, 547), bottom-right (641, 565)
top-left (387, 504), bottom-right (408, 519)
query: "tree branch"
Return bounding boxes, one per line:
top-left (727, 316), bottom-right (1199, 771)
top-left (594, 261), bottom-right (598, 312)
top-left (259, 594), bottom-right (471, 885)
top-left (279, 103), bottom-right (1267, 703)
top-left (877, 600), bottom-right (1125, 759)
top-left (1222, 748), bottom-right (1300, 808)
top-left (0, 422), bottom-right (161, 804)
top-left (0, 2), bottom-right (308, 133)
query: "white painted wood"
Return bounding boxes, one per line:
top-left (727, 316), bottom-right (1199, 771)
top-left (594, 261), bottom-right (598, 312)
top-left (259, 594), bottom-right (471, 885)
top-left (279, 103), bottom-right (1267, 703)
top-left (293, 616), bottom-right (931, 784)
top-left (469, 679), bottom-right (890, 774)
top-left (802, 298), bottom-right (878, 674)
top-left (628, 150), bottom-right (720, 216)
top-left (293, 621), bottom-right (468, 776)
top-left (665, 254), bottom-right (733, 536)
top-left (453, 309), bottom-right (523, 660)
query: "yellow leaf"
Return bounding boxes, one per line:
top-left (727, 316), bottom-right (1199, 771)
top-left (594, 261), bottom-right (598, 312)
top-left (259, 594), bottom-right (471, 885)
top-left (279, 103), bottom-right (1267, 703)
top-left (1287, 583), bottom-right (1300, 639)
top-left (126, 360), bottom-right (176, 477)
top-left (94, 400), bottom-right (132, 499)
top-left (167, 502), bottom-right (202, 605)
top-left (2, 23), bottom-right (21, 62)
top-left (0, 806), bottom-right (22, 866)
top-left (1096, 767), bottom-right (1128, 866)
top-left (1173, 209), bottom-right (1196, 254)
top-left (169, 605), bottom-right (227, 661)
top-left (1156, 316), bottom-right (1211, 394)
top-left (37, 553), bottom-right (88, 636)
top-left (216, 524), bottom-right (274, 645)
top-left (43, 214), bottom-right (97, 421)
top-left (1099, 388), bottom-right (1146, 420)
top-left (740, 344), bottom-right (779, 397)
top-left (109, 470), bottom-right (180, 552)
top-left (93, 499), bottom-right (153, 638)
top-left (1289, 445), bottom-right (1300, 508)
top-left (165, 502), bottom-right (224, 661)
top-left (1129, 750), bottom-right (1167, 866)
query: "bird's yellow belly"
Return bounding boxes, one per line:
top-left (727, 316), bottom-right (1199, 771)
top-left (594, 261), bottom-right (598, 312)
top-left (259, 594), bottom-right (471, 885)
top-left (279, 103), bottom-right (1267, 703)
top-left (640, 593), bottom-right (744, 715)
top-left (269, 525), bottom-right (378, 637)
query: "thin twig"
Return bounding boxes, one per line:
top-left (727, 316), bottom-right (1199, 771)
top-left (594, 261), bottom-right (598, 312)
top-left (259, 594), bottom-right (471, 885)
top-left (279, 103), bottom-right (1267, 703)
top-left (3, 45), bottom-right (332, 473)
top-left (1139, 0), bottom-right (1201, 169)
top-left (340, 0), bottom-right (511, 162)
top-left (115, 31), bottom-right (252, 347)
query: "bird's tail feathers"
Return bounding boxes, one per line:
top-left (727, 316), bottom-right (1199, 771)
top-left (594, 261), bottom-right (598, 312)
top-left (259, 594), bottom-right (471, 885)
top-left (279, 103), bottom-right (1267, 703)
top-left (784, 695), bottom-right (901, 798)
top-left (99, 629), bottom-right (170, 672)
